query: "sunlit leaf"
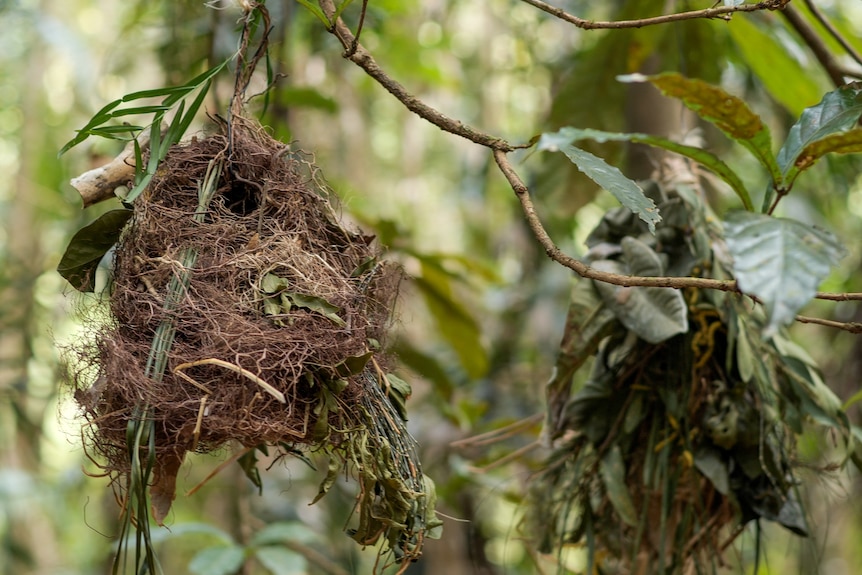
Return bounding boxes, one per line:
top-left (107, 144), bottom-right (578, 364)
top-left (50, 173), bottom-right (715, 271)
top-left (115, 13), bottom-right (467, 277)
top-left (57, 209), bottom-right (133, 292)
top-left (414, 260), bottom-right (487, 379)
top-left (727, 16), bottom-right (823, 118)
top-left (599, 445), bottom-right (638, 527)
top-left (724, 212), bottom-right (846, 336)
top-left (592, 237), bottom-right (688, 344)
top-left (538, 129), bottom-right (661, 232)
top-left (188, 545), bottom-right (245, 575)
top-left (777, 82), bottom-right (862, 177)
top-left (620, 72), bottom-right (781, 184)
top-left (551, 126), bottom-right (753, 210)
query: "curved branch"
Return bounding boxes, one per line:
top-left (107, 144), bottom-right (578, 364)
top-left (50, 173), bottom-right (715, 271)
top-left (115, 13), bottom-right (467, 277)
top-left (518, 0), bottom-right (789, 30)
top-left (803, 0), bottom-right (862, 70)
top-left (492, 149), bottom-right (740, 292)
top-left (782, 4), bottom-right (847, 87)
top-left (318, 0), bottom-right (514, 151)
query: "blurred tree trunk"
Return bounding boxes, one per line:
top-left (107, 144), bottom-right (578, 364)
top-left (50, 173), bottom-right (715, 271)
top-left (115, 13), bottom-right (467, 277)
top-left (0, 5), bottom-right (58, 571)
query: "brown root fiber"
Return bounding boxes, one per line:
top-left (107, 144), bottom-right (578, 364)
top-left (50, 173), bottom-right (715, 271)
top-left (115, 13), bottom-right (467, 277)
top-left (71, 117), bottom-right (439, 566)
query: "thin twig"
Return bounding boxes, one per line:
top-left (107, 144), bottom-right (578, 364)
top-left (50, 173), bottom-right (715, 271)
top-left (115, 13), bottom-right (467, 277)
top-left (317, 0), bottom-right (513, 151)
top-left (450, 413), bottom-right (543, 448)
top-left (518, 0), bottom-right (788, 30)
top-left (803, 0), bottom-right (862, 70)
top-left (795, 314), bottom-right (862, 334)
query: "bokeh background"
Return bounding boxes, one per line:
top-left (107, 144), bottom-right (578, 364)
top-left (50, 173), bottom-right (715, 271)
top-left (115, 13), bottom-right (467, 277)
top-left (2, 0), bottom-right (862, 573)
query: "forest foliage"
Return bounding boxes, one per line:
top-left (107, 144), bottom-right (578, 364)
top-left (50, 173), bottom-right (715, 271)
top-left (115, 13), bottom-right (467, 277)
top-left (3, 0), bottom-right (862, 574)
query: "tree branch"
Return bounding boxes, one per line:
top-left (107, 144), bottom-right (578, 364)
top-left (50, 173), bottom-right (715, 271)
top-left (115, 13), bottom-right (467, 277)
top-left (317, 0), bottom-right (862, 330)
top-left (803, 0), bottom-right (862, 70)
top-left (318, 0), bottom-right (514, 151)
top-left (492, 149), bottom-right (740, 292)
top-left (517, 0), bottom-right (789, 30)
top-left (782, 4), bottom-right (847, 87)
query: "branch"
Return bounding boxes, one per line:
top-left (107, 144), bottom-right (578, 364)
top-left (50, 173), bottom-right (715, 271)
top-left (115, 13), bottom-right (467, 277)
top-left (70, 137), bottom-right (142, 207)
top-left (803, 0), bottom-right (862, 70)
top-left (317, 0), bottom-right (514, 151)
top-left (782, 4), bottom-right (847, 87)
top-left (796, 314), bottom-right (862, 334)
top-left (492, 149), bottom-right (740, 292)
top-left (317, 0), bottom-right (862, 331)
top-left (518, 0), bottom-right (789, 30)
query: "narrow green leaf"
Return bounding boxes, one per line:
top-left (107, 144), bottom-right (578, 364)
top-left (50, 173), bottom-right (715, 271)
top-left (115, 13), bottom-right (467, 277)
top-left (58, 99), bottom-right (124, 155)
top-left (175, 80), bottom-right (212, 141)
top-left (57, 209), bottom-right (133, 292)
top-left (87, 124), bottom-right (145, 135)
top-left (538, 130), bottom-right (661, 232)
top-left (188, 545), bottom-right (245, 575)
top-left (724, 212), bottom-right (846, 336)
top-left (784, 129), bottom-right (862, 186)
top-left (591, 237), bottom-right (688, 344)
top-left (254, 546), bottom-right (306, 575)
top-left (777, 82), bottom-right (862, 177)
top-left (121, 85), bottom-right (192, 102)
top-left (621, 73), bottom-right (781, 184)
top-left (110, 105), bottom-right (173, 117)
top-left (125, 172), bottom-right (153, 203)
top-left (237, 449), bottom-right (263, 494)
top-left (160, 101), bottom-right (185, 158)
top-left (553, 126), bottom-right (753, 211)
top-left (600, 445), bottom-right (638, 527)
top-left (294, 0), bottom-right (332, 26)
top-left (311, 458), bottom-right (341, 504)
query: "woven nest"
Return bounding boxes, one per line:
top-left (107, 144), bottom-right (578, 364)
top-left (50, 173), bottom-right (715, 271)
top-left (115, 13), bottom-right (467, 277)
top-left (528, 172), bottom-right (806, 574)
top-left (71, 117), bottom-right (439, 567)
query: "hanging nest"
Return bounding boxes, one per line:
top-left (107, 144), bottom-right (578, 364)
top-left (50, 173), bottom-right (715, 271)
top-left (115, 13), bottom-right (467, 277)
top-left (527, 164), bottom-right (849, 574)
top-left (69, 116), bottom-right (441, 568)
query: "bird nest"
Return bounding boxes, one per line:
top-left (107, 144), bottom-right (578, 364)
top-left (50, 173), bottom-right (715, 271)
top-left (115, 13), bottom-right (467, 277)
top-left (68, 117), bottom-right (440, 568)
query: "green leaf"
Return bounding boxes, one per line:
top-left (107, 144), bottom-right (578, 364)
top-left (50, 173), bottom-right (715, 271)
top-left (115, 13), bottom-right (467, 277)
top-left (784, 129), bottom-right (862, 187)
top-left (727, 16), bottom-right (824, 118)
top-left (285, 292), bottom-right (346, 326)
top-left (538, 129), bottom-right (660, 233)
top-left (724, 212), bottom-right (846, 336)
top-left (551, 126), bottom-right (753, 211)
top-left (254, 546), bottom-right (306, 575)
top-left (600, 445), bottom-right (638, 527)
top-left (311, 458), bottom-right (341, 505)
top-left (261, 273), bottom-right (289, 293)
top-left (251, 522), bottom-right (318, 546)
top-left (777, 83), bottom-right (862, 174)
top-left (57, 209), bottom-right (133, 292)
top-left (237, 449), bottom-right (263, 495)
top-left (188, 545), bottom-right (245, 575)
top-left (591, 237), bottom-right (688, 344)
top-left (294, 0), bottom-right (331, 26)
top-left (621, 72), bottom-right (781, 185)
top-left (693, 447), bottom-right (730, 495)
top-left (332, 351), bottom-right (373, 378)
top-left (414, 260), bottom-right (488, 379)
top-left (384, 373), bottom-right (412, 420)
top-left (109, 105), bottom-right (173, 117)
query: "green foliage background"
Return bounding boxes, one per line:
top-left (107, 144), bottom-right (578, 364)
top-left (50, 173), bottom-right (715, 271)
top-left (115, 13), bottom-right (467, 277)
top-left (2, 0), bottom-right (862, 573)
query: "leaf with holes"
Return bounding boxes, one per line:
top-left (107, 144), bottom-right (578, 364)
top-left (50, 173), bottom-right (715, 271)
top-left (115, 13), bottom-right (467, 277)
top-left (592, 237), bottom-right (688, 344)
top-left (724, 212), bottom-right (846, 336)
top-left (538, 129), bottom-right (661, 232)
